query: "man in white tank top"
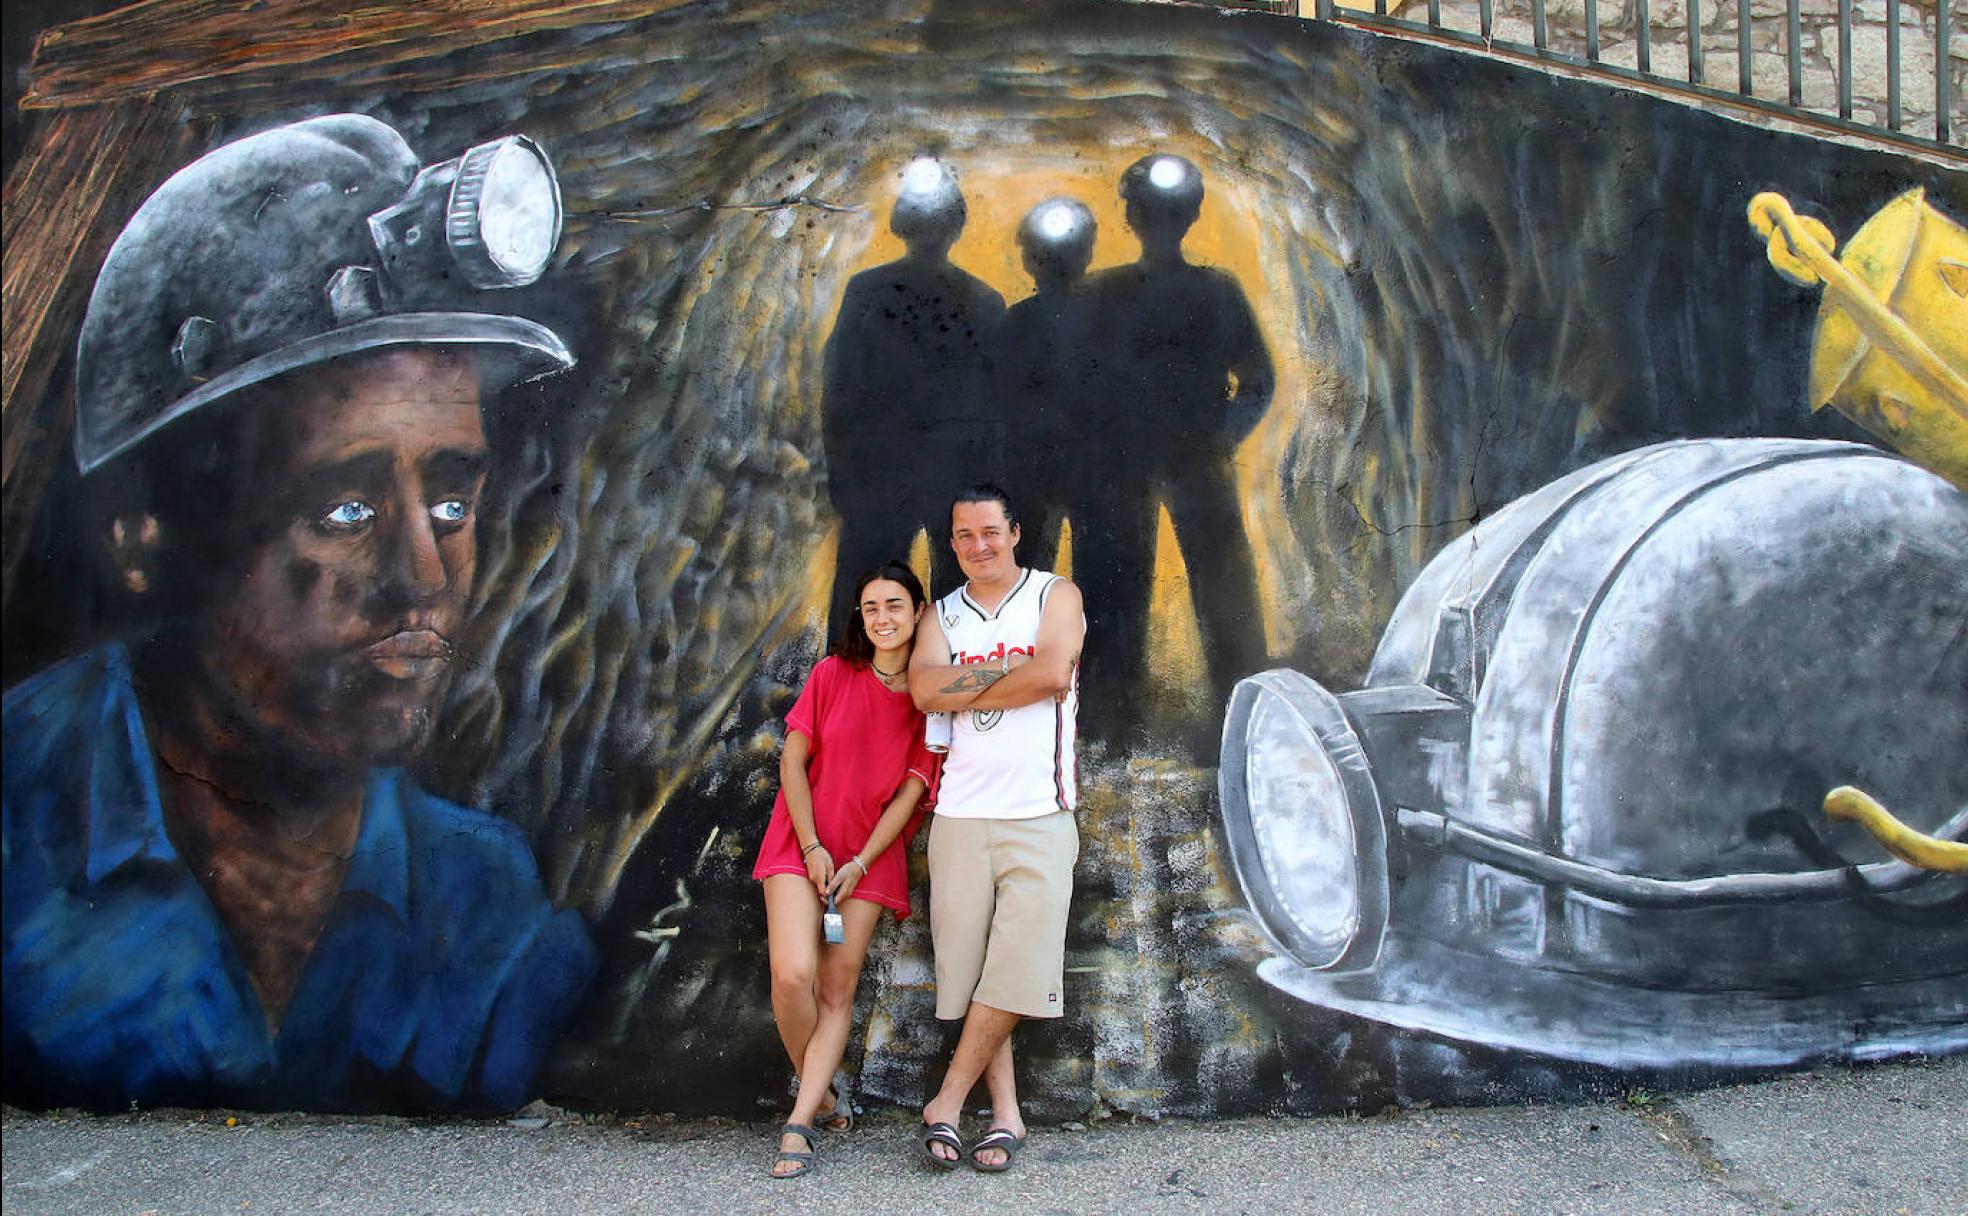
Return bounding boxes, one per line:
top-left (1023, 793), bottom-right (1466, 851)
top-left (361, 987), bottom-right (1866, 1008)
top-left (907, 484), bottom-right (1083, 1172)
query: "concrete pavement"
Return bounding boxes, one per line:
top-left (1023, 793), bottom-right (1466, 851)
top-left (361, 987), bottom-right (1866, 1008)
top-left (5, 1054), bottom-right (1964, 1214)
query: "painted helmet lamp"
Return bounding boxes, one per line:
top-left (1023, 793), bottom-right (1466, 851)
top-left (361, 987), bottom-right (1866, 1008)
top-left (1219, 670), bottom-right (1389, 972)
top-left (75, 114), bottom-right (574, 474)
top-left (1218, 438), bottom-right (1968, 1070)
top-left (1017, 197), bottom-right (1097, 282)
top-left (1120, 153), bottom-right (1204, 215)
top-left (369, 133), bottom-right (564, 292)
top-left (890, 156), bottom-right (966, 245)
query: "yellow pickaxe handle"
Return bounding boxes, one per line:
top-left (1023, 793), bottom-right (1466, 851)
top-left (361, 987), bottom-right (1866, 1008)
top-left (1823, 786), bottom-right (1968, 874)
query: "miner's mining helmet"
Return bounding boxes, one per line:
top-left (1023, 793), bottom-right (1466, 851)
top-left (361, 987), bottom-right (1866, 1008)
top-left (1120, 153), bottom-right (1204, 216)
top-left (1018, 196), bottom-right (1098, 277)
top-left (74, 113), bottom-right (574, 473)
top-left (1217, 438), bottom-right (1968, 1071)
top-left (891, 156), bottom-right (967, 246)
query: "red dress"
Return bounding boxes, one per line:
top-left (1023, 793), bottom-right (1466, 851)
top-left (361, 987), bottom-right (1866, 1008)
top-left (752, 656), bottom-right (939, 917)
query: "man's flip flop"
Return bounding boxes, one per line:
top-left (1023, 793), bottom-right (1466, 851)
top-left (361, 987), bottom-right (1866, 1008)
top-left (771, 1122), bottom-right (818, 1179)
top-left (916, 1121), bottom-right (964, 1171)
top-left (967, 1126), bottom-right (1026, 1173)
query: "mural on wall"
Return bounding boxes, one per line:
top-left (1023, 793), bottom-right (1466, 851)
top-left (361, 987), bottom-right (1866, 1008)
top-left (1216, 436), bottom-right (1968, 1069)
top-left (823, 150), bottom-right (1273, 745)
top-left (3, 0), bottom-right (1963, 1117)
top-left (3, 113), bottom-right (597, 1111)
top-left (1216, 184), bottom-right (1968, 1072)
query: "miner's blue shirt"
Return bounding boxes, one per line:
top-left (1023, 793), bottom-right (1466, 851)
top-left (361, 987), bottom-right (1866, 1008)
top-left (2, 645), bottom-right (598, 1111)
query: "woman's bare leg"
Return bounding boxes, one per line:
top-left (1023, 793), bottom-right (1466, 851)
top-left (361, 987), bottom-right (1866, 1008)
top-left (764, 875), bottom-right (823, 1080)
top-left (777, 897), bottom-right (883, 1175)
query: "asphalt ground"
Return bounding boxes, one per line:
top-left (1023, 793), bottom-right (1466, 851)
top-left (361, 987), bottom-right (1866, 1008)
top-left (4, 1053), bottom-right (1963, 1215)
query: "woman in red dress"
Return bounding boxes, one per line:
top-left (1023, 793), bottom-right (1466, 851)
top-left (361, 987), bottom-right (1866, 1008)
top-left (754, 561), bottom-right (939, 1178)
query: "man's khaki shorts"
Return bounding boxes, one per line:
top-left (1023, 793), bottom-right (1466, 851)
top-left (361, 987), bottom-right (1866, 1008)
top-left (926, 810), bottom-right (1078, 1021)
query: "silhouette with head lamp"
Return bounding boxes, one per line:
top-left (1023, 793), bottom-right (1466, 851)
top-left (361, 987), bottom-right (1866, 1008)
top-left (1078, 154), bottom-right (1274, 745)
top-left (995, 196), bottom-right (1101, 577)
top-left (823, 159), bottom-right (1005, 617)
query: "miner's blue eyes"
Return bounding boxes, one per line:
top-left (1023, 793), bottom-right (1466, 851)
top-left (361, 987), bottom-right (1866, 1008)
top-left (322, 500), bottom-right (377, 529)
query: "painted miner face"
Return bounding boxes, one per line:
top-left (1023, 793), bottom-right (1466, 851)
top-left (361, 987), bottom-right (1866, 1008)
top-left (191, 347), bottom-right (488, 769)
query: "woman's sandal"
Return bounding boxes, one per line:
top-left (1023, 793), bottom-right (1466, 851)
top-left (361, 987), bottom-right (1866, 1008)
top-left (771, 1122), bottom-right (819, 1179)
top-left (815, 1086), bottom-right (855, 1133)
top-left (916, 1120), bottom-right (964, 1171)
top-left (967, 1127), bottom-right (1026, 1173)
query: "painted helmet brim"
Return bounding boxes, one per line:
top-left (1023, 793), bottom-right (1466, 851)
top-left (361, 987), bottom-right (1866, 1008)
top-left (79, 312), bottom-right (572, 473)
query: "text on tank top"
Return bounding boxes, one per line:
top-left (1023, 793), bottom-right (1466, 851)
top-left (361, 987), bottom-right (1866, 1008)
top-left (934, 568), bottom-right (1081, 819)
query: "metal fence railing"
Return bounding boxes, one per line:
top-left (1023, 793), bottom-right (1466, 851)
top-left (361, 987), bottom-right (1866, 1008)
top-left (1215, 0), bottom-right (1963, 155)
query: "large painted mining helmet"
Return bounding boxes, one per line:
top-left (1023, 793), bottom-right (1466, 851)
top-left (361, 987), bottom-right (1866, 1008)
top-left (1218, 438), bottom-right (1968, 1071)
top-left (74, 113), bottom-right (574, 473)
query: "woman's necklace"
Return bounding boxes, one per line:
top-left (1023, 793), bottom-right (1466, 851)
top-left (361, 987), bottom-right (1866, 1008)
top-left (872, 661), bottom-right (907, 688)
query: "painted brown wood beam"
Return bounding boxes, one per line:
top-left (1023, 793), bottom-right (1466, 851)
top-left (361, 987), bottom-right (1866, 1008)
top-left (1, 102), bottom-right (206, 588)
top-left (2, 101), bottom-right (188, 481)
top-left (22, 0), bottom-right (696, 110)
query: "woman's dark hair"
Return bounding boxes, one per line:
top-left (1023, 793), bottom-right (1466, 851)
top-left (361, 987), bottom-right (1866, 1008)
top-left (831, 561), bottom-right (928, 667)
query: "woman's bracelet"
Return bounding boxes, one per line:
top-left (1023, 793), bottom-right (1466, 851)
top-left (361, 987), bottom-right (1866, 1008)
top-left (845, 856), bottom-right (867, 874)
top-left (800, 841), bottom-right (824, 857)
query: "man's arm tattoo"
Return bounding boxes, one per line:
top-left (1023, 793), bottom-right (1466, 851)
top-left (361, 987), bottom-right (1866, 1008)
top-left (939, 667), bottom-right (1007, 695)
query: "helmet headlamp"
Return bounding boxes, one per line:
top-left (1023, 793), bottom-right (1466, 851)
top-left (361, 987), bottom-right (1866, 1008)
top-left (1148, 157), bottom-right (1188, 191)
top-left (74, 114), bottom-right (573, 473)
top-left (1218, 670), bottom-right (1390, 972)
top-left (890, 156), bottom-right (967, 245)
top-left (901, 157), bottom-right (952, 198)
top-left (370, 134), bottom-right (562, 297)
top-left (1019, 197), bottom-right (1096, 251)
top-left (1121, 153), bottom-right (1204, 213)
top-left (1038, 201), bottom-right (1083, 241)
top-left (449, 136), bottom-right (562, 287)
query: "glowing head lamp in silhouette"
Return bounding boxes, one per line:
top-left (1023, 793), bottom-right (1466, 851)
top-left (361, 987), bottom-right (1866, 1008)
top-left (1121, 153), bottom-right (1204, 218)
top-left (891, 157), bottom-right (967, 246)
top-left (1018, 197), bottom-right (1097, 281)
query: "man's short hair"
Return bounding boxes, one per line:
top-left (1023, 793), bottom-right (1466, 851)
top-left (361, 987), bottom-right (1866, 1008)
top-left (950, 482), bottom-right (1018, 531)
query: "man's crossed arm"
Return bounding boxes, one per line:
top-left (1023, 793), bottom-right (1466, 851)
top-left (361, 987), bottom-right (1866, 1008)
top-left (909, 580), bottom-right (1083, 713)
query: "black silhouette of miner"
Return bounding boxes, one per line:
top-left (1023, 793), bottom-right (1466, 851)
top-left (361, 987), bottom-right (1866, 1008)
top-left (823, 159), bottom-right (1005, 624)
top-left (994, 197), bottom-right (1102, 577)
top-left (1081, 154), bottom-right (1274, 739)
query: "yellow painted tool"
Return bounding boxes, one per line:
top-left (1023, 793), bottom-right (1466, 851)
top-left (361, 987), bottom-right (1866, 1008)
top-left (1823, 786), bottom-right (1968, 875)
top-left (1748, 189), bottom-right (1968, 489)
top-left (1750, 192), bottom-right (1968, 869)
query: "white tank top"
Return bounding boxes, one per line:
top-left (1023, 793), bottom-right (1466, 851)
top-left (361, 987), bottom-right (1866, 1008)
top-left (933, 569), bottom-right (1081, 820)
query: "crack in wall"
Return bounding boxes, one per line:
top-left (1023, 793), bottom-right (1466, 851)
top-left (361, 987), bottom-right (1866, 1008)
top-left (596, 194), bottom-right (863, 222)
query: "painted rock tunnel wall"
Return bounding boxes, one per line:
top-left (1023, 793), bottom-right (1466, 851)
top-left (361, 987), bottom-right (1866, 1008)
top-left (3, 0), bottom-right (1963, 1118)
